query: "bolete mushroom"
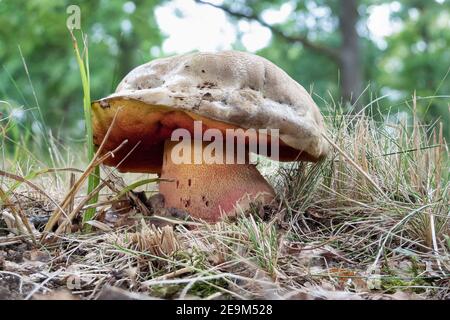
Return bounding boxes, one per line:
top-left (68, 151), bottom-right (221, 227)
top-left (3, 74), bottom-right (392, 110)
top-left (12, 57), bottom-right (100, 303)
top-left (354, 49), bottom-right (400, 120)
top-left (92, 51), bottom-right (329, 222)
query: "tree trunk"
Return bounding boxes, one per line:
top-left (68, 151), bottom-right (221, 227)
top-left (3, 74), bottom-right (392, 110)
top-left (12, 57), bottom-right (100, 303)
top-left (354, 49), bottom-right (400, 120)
top-left (338, 0), bottom-right (363, 110)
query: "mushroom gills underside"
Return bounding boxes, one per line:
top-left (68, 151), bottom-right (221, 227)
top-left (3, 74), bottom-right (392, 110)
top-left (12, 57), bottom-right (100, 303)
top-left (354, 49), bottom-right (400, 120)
top-left (91, 98), bottom-right (301, 173)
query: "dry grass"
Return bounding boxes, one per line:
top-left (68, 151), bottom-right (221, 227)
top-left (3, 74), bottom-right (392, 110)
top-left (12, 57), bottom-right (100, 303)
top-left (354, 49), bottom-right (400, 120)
top-left (0, 101), bottom-right (448, 300)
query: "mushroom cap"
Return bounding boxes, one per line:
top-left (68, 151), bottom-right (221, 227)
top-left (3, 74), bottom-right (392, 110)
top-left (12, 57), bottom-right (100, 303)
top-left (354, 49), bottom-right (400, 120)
top-left (92, 51), bottom-right (329, 173)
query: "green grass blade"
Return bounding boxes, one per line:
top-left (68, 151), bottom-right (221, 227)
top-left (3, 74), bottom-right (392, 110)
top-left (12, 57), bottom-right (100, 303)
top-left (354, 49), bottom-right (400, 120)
top-left (70, 30), bottom-right (99, 231)
top-left (114, 178), bottom-right (161, 200)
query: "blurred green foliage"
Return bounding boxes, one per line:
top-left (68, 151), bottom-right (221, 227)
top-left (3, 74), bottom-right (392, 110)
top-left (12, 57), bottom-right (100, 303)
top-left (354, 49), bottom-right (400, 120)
top-left (379, 0), bottom-right (450, 127)
top-left (229, 0), bottom-right (450, 135)
top-left (0, 0), bottom-right (449, 162)
top-left (0, 0), bottom-right (162, 145)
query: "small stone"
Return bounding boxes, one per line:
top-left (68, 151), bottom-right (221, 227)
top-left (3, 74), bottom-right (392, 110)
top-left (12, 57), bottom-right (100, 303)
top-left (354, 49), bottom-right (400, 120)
top-left (23, 249), bottom-right (51, 262)
top-left (147, 193), bottom-right (165, 213)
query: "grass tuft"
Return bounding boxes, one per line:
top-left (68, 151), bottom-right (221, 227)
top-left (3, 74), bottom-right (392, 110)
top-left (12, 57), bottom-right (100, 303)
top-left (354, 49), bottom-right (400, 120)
top-left (0, 93), bottom-right (448, 299)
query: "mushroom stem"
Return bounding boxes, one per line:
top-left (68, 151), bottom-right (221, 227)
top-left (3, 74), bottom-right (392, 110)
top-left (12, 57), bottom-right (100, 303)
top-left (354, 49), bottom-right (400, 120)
top-left (159, 140), bottom-right (275, 222)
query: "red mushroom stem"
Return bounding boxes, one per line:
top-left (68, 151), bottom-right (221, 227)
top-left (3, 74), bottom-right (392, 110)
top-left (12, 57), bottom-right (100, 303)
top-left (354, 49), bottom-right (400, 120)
top-left (159, 140), bottom-right (275, 222)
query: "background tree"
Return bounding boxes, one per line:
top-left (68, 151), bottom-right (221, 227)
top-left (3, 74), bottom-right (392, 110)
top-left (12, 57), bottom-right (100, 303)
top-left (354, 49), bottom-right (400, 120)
top-left (196, 0), bottom-right (367, 108)
top-left (197, 0), bottom-right (449, 135)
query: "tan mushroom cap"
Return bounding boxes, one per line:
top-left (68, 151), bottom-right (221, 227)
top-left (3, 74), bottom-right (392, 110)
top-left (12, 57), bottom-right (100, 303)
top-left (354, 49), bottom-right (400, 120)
top-left (92, 51), bottom-right (329, 173)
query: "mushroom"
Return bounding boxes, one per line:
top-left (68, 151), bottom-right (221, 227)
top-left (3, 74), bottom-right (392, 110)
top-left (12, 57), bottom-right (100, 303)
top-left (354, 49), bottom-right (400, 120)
top-left (92, 51), bottom-right (329, 222)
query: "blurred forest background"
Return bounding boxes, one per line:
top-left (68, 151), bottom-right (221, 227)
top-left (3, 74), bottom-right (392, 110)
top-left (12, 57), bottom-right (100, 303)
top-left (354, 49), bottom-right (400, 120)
top-left (1, 0), bottom-right (449, 162)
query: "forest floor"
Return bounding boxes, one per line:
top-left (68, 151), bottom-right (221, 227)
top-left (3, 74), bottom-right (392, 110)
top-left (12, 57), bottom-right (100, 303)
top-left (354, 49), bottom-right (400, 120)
top-left (0, 110), bottom-right (449, 300)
